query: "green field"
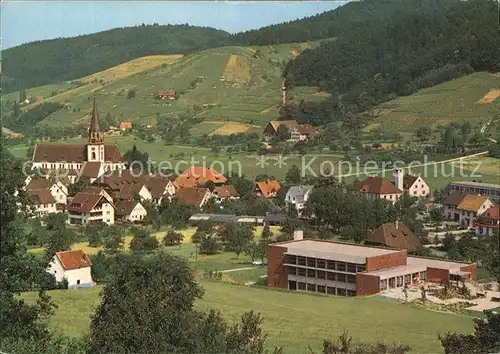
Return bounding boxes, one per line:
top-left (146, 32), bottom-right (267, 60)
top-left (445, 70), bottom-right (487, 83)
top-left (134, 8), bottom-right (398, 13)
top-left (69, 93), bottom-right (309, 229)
top-left (4, 41), bottom-right (325, 136)
top-left (370, 72), bottom-right (500, 133)
top-left (20, 280), bottom-right (475, 353)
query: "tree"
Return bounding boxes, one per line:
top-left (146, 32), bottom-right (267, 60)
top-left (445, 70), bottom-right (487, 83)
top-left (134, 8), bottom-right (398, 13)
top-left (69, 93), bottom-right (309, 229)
top-left (199, 234), bottom-right (221, 255)
top-left (103, 227), bottom-right (124, 254)
top-left (439, 311), bottom-right (500, 354)
top-left (261, 223), bottom-right (273, 240)
top-left (89, 252), bottom-right (269, 353)
top-left (223, 224), bottom-right (254, 258)
top-left (429, 207), bottom-right (444, 223)
top-left (0, 139), bottom-right (55, 346)
top-left (415, 127), bottom-right (432, 142)
top-left (85, 222), bottom-right (107, 247)
top-left (163, 230), bottom-right (184, 247)
top-left (281, 217), bottom-right (303, 238)
top-left (285, 165), bottom-right (302, 184)
top-left (130, 227), bottom-right (158, 253)
top-left (127, 89), bottom-right (136, 99)
top-left (482, 234), bottom-right (500, 284)
top-left (68, 176), bottom-right (90, 196)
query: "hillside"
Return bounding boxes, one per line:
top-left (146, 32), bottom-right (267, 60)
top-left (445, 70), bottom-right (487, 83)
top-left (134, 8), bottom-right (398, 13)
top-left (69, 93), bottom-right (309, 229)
top-left (1, 0), bottom-right (460, 93)
top-left (285, 0), bottom-right (499, 113)
top-left (367, 72), bottom-right (500, 133)
top-left (2, 41), bottom-right (326, 136)
top-left (1, 24), bottom-right (230, 93)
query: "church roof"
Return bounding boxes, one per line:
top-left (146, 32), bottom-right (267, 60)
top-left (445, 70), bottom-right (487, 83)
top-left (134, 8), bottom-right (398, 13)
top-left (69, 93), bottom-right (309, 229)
top-left (32, 144), bottom-right (121, 163)
top-left (89, 98), bottom-right (100, 133)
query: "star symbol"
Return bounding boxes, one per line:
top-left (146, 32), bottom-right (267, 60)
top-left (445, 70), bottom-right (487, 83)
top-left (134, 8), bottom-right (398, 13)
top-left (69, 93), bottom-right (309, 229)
top-left (273, 154), bottom-right (288, 168)
top-left (255, 155), bottom-right (270, 168)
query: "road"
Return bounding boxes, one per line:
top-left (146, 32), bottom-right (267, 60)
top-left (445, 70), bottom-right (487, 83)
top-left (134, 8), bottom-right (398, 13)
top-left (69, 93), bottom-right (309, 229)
top-left (337, 151), bottom-right (489, 178)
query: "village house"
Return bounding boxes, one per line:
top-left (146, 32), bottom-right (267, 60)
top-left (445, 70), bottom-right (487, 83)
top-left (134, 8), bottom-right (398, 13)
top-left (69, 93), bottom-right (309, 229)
top-left (177, 187), bottom-right (212, 208)
top-left (175, 166), bottom-right (227, 188)
top-left (263, 120), bottom-right (298, 140)
top-left (31, 99), bottom-right (125, 179)
top-left (157, 89), bottom-right (176, 100)
top-left (443, 191), bottom-right (466, 221)
top-left (26, 189), bottom-right (58, 217)
top-left (456, 194), bottom-right (494, 229)
top-left (67, 191), bottom-right (115, 225)
top-left (365, 220), bottom-right (421, 253)
top-left (146, 177), bottom-right (177, 205)
top-left (80, 187), bottom-right (114, 201)
top-left (212, 185), bottom-right (240, 203)
top-left (115, 180), bottom-right (153, 202)
top-left (115, 199), bottom-right (148, 223)
top-left (26, 178), bottom-right (68, 205)
top-left (394, 169), bottom-right (430, 198)
top-left (285, 185), bottom-right (313, 217)
top-left (254, 180), bottom-right (281, 199)
top-left (119, 121), bottom-right (132, 131)
top-left (447, 181), bottom-right (500, 203)
top-left (353, 176), bottom-right (403, 203)
top-left (46, 250), bottom-right (94, 289)
top-left (475, 206), bottom-right (499, 236)
top-left (290, 125), bottom-right (317, 143)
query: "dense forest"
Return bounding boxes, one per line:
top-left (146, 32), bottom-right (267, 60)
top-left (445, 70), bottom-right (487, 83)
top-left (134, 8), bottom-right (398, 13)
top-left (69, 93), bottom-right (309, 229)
top-left (285, 0), bottom-right (499, 107)
top-left (1, 0), bottom-right (467, 93)
top-left (1, 24), bottom-right (230, 93)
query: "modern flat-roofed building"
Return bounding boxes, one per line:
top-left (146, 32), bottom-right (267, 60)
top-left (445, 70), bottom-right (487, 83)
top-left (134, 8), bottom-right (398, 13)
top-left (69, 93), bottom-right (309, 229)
top-left (267, 239), bottom-right (476, 297)
top-left (447, 181), bottom-right (500, 203)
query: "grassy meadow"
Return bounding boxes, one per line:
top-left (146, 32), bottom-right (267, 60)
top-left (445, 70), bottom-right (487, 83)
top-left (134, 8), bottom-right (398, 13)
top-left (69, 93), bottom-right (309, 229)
top-left (20, 280), bottom-right (475, 353)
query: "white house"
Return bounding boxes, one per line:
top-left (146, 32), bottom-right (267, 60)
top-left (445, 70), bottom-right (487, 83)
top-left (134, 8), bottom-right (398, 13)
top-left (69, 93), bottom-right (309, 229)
top-left (212, 185), bottom-right (240, 203)
top-left (443, 191), bottom-right (465, 221)
top-left (26, 189), bottom-right (59, 217)
top-left (46, 250), bottom-right (94, 289)
top-left (456, 194), bottom-right (494, 229)
top-left (115, 199), bottom-right (148, 222)
top-left (26, 179), bottom-right (68, 205)
top-left (475, 206), bottom-right (499, 236)
top-left (67, 192), bottom-right (115, 225)
top-left (117, 182), bottom-right (152, 202)
top-left (394, 169), bottom-right (430, 198)
top-left (285, 185), bottom-right (313, 217)
top-left (146, 178), bottom-right (176, 205)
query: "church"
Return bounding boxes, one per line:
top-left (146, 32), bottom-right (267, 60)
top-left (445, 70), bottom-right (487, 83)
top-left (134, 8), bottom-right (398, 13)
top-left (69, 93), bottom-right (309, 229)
top-left (32, 99), bottom-right (126, 182)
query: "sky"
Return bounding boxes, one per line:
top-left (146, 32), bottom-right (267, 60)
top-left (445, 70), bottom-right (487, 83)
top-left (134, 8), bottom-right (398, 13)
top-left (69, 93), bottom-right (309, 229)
top-left (1, 1), bottom-right (346, 49)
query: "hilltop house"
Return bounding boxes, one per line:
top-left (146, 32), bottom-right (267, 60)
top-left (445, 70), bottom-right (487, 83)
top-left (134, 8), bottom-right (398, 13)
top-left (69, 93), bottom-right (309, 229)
top-left (254, 180), bottom-right (281, 199)
top-left (175, 166), bottom-right (227, 188)
top-left (46, 250), bottom-right (94, 289)
top-left (285, 185), bottom-right (313, 217)
top-left (443, 191), bottom-right (466, 221)
top-left (115, 199), bottom-right (147, 223)
top-left (456, 194), bottom-right (494, 229)
top-left (67, 191), bottom-right (115, 225)
top-left (177, 187), bottom-right (212, 208)
top-left (31, 99), bottom-right (125, 180)
top-left (394, 169), bottom-right (430, 198)
top-left (263, 120), bottom-right (298, 140)
top-left (212, 185), bottom-right (240, 203)
top-left (120, 121), bottom-right (132, 131)
top-left (475, 206), bottom-right (499, 236)
top-left (353, 176), bottom-right (403, 203)
top-left (157, 89), bottom-right (176, 100)
top-left (365, 221), bottom-right (421, 252)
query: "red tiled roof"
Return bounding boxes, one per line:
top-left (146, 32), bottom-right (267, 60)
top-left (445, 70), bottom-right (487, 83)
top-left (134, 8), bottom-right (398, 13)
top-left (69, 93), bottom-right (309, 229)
top-left (175, 166), bottom-right (227, 188)
top-left (158, 89), bottom-right (176, 97)
top-left (27, 189), bottom-right (56, 205)
top-left (56, 250), bottom-right (91, 270)
top-left (457, 194), bottom-right (490, 212)
top-left (146, 177), bottom-right (171, 198)
top-left (116, 181), bottom-right (147, 200)
top-left (115, 199), bottom-right (142, 217)
top-left (443, 191), bottom-right (466, 207)
top-left (120, 121), bottom-right (132, 129)
top-left (81, 162), bottom-right (102, 178)
top-left (355, 177), bottom-right (402, 195)
top-left (255, 180), bottom-right (281, 198)
top-left (214, 185), bottom-right (240, 198)
top-left (487, 206), bottom-right (499, 219)
top-left (67, 192), bottom-right (113, 213)
top-left (32, 144), bottom-right (121, 163)
top-left (81, 187), bottom-right (107, 195)
top-left (26, 178), bottom-right (51, 190)
top-left (177, 187), bottom-right (209, 207)
top-left (267, 120), bottom-right (298, 133)
top-left (366, 221), bottom-right (421, 252)
top-left (403, 175), bottom-right (419, 190)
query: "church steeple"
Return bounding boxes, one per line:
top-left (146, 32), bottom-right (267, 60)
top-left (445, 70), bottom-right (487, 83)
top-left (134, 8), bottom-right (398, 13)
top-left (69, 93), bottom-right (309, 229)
top-left (88, 98), bottom-right (104, 144)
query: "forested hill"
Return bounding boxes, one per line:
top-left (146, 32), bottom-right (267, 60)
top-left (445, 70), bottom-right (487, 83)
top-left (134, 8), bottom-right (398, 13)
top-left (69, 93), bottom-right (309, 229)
top-left (285, 0), bottom-right (499, 105)
top-left (1, 25), bottom-right (230, 93)
top-left (228, 0), bottom-right (457, 46)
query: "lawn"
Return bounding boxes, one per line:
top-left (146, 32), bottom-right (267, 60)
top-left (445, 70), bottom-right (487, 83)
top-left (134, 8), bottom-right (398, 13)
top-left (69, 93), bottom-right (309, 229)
top-left (20, 280), bottom-right (475, 353)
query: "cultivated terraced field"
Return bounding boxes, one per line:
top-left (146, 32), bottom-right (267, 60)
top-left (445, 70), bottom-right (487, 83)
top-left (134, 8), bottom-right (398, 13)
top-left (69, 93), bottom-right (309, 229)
top-left (368, 72), bottom-right (500, 133)
top-left (4, 41), bottom-right (325, 135)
